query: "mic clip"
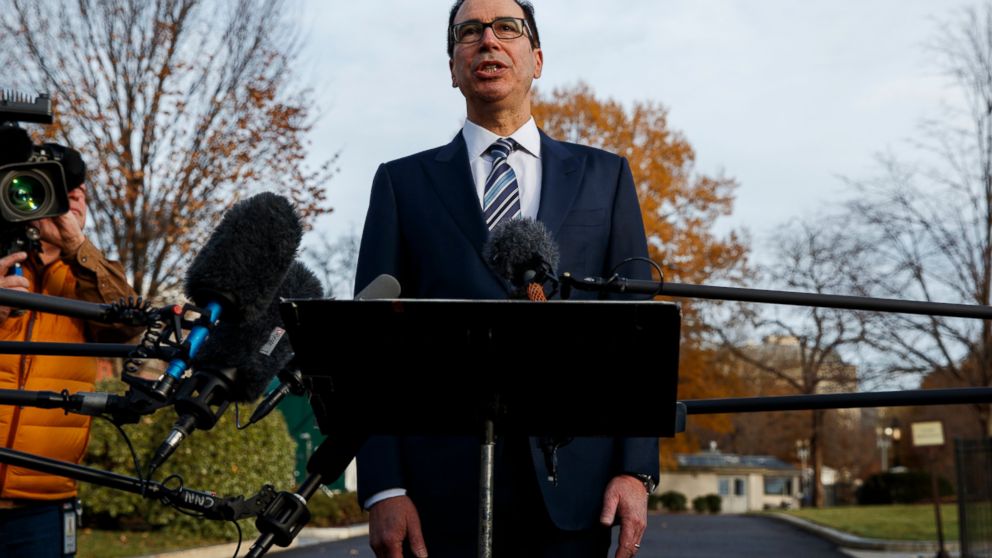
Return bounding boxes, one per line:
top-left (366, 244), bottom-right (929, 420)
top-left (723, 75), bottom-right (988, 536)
top-left (253, 489), bottom-right (312, 548)
top-left (105, 296), bottom-right (159, 327)
top-left (147, 367), bottom-right (237, 474)
top-left (159, 482), bottom-right (279, 521)
top-left (247, 363), bottom-right (305, 428)
top-left (148, 302), bottom-right (222, 401)
top-left (539, 437), bottom-right (573, 486)
top-left (515, 261), bottom-right (559, 300)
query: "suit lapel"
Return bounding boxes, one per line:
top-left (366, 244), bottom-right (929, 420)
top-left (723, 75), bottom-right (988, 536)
top-left (423, 132), bottom-right (511, 294)
top-left (423, 132), bottom-right (489, 252)
top-left (537, 131), bottom-right (584, 237)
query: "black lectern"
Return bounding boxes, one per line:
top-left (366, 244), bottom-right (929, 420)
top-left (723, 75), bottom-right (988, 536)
top-left (283, 299), bottom-right (681, 438)
top-left (254, 299), bottom-right (680, 558)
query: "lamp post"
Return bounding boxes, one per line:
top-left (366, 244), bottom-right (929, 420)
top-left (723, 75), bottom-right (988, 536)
top-left (889, 419), bottom-right (902, 469)
top-left (876, 419), bottom-right (902, 472)
top-left (796, 439), bottom-right (810, 507)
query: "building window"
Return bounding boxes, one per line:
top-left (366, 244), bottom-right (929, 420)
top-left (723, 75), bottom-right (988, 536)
top-left (718, 478), bottom-right (730, 496)
top-left (734, 478), bottom-right (745, 496)
top-left (764, 477), bottom-right (792, 496)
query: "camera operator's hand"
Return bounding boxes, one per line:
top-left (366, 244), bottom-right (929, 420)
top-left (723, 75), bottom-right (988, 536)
top-left (0, 252), bottom-right (30, 323)
top-left (37, 185), bottom-right (88, 258)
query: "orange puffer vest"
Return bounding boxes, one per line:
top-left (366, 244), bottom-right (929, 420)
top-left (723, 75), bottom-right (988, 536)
top-left (0, 259), bottom-right (98, 500)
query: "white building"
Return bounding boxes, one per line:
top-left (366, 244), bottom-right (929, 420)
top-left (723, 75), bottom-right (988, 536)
top-left (659, 446), bottom-right (801, 513)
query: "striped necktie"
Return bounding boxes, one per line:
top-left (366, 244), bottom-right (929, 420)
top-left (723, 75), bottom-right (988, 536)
top-left (483, 137), bottom-right (521, 231)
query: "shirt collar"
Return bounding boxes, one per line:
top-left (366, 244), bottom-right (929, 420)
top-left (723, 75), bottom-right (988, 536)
top-left (462, 117), bottom-right (541, 161)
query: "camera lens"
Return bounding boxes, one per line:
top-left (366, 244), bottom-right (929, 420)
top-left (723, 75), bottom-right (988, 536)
top-left (0, 162), bottom-right (67, 225)
top-left (7, 174), bottom-right (46, 215)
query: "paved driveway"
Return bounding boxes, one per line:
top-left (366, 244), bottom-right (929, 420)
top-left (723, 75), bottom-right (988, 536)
top-left (275, 513), bottom-right (849, 557)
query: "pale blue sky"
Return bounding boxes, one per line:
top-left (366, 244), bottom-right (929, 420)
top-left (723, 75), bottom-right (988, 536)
top-left (296, 1), bottom-right (972, 264)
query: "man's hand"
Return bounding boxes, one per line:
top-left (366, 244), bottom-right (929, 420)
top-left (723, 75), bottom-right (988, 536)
top-left (368, 495), bottom-right (428, 558)
top-left (600, 474), bottom-right (648, 558)
top-left (36, 185), bottom-right (87, 257)
top-left (0, 252), bottom-right (30, 323)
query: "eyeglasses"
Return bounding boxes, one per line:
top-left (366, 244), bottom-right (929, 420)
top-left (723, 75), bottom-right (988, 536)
top-left (450, 17), bottom-right (530, 44)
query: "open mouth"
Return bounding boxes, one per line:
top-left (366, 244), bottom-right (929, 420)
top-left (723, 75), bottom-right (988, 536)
top-left (474, 61), bottom-right (507, 78)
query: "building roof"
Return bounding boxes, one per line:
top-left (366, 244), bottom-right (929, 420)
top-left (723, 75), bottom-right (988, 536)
top-left (677, 452), bottom-right (797, 471)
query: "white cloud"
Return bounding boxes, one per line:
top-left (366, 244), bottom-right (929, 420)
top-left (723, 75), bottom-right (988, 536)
top-left (294, 0), bottom-right (976, 257)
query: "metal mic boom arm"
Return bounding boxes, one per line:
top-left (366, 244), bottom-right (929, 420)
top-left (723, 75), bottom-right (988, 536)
top-left (0, 341), bottom-right (178, 359)
top-left (559, 273), bottom-right (992, 320)
top-left (0, 446), bottom-right (277, 521)
top-left (0, 378), bottom-right (174, 425)
top-left (0, 289), bottom-right (163, 327)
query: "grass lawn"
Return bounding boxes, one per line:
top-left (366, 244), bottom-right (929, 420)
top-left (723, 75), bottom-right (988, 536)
top-left (77, 528), bottom-right (230, 558)
top-left (74, 491), bottom-right (366, 557)
top-left (779, 503), bottom-right (958, 541)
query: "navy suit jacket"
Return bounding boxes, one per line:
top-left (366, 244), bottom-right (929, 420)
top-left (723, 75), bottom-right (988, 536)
top-left (354, 130), bottom-right (659, 532)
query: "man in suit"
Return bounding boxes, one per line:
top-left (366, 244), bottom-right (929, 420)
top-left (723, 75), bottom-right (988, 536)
top-left (354, 1), bottom-right (659, 557)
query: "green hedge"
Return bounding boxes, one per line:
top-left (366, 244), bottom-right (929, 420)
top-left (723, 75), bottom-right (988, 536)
top-left (652, 490), bottom-right (687, 512)
top-left (692, 494), bottom-right (721, 514)
top-left (306, 490), bottom-right (368, 527)
top-left (80, 379), bottom-right (296, 539)
top-left (692, 495), bottom-right (707, 513)
top-left (857, 471), bottom-right (954, 505)
top-left (705, 494), bottom-right (722, 513)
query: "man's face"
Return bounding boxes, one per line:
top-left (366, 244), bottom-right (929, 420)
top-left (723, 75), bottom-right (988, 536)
top-left (66, 185), bottom-right (87, 229)
top-left (449, 0), bottom-right (543, 114)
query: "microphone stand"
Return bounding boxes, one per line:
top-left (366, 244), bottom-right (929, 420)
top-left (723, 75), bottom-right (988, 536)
top-left (0, 376), bottom-right (175, 425)
top-left (0, 341), bottom-right (177, 359)
top-left (246, 433), bottom-right (367, 557)
top-left (0, 446), bottom-right (277, 521)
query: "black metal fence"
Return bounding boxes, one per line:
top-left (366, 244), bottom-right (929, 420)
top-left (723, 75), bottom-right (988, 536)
top-left (956, 438), bottom-right (992, 558)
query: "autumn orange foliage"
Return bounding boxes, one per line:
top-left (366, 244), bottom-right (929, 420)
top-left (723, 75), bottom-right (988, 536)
top-left (532, 83), bottom-right (749, 468)
top-left (1, 0), bottom-right (335, 299)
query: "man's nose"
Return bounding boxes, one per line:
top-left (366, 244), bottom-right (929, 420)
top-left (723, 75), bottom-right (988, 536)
top-left (479, 26), bottom-right (501, 49)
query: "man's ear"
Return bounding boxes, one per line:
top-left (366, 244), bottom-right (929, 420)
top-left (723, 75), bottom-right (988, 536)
top-left (533, 47), bottom-right (543, 79)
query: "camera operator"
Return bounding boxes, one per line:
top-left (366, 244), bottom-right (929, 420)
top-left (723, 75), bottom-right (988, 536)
top-left (0, 130), bottom-right (139, 557)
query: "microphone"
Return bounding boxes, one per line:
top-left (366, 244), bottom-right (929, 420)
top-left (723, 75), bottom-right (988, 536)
top-left (354, 273), bottom-right (401, 300)
top-left (151, 193), bottom-right (303, 399)
top-left (246, 273), bottom-right (402, 428)
top-left (147, 261), bottom-right (321, 474)
top-left (483, 218), bottom-right (560, 300)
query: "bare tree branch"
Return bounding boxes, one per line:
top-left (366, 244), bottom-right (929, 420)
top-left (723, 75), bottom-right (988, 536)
top-left (0, 0), bottom-right (336, 298)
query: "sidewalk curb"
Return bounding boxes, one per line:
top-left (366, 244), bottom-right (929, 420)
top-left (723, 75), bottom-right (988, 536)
top-left (137, 523), bottom-right (369, 558)
top-left (296, 523), bottom-right (370, 545)
top-left (769, 513), bottom-right (959, 553)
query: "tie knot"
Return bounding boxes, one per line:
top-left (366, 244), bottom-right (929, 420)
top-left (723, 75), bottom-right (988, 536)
top-left (488, 137), bottom-right (516, 160)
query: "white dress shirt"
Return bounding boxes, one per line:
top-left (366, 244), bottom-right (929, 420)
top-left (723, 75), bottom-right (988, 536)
top-left (462, 117), bottom-right (542, 219)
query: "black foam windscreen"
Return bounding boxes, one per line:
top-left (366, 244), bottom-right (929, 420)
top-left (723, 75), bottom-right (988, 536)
top-left (184, 193), bottom-right (303, 323)
top-left (0, 126), bottom-right (33, 166)
top-left (483, 218), bottom-right (560, 287)
top-left (192, 260), bottom-right (324, 402)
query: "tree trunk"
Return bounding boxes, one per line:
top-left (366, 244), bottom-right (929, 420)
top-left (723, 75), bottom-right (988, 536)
top-left (811, 410), bottom-right (826, 508)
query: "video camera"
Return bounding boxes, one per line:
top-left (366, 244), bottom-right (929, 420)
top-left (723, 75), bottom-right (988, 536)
top-left (0, 91), bottom-right (84, 256)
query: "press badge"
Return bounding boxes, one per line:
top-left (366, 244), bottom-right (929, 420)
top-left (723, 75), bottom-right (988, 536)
top-left (259, 326), bottom-right (286, 356)
top-left (62, 500), bottom-right (78, 555)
